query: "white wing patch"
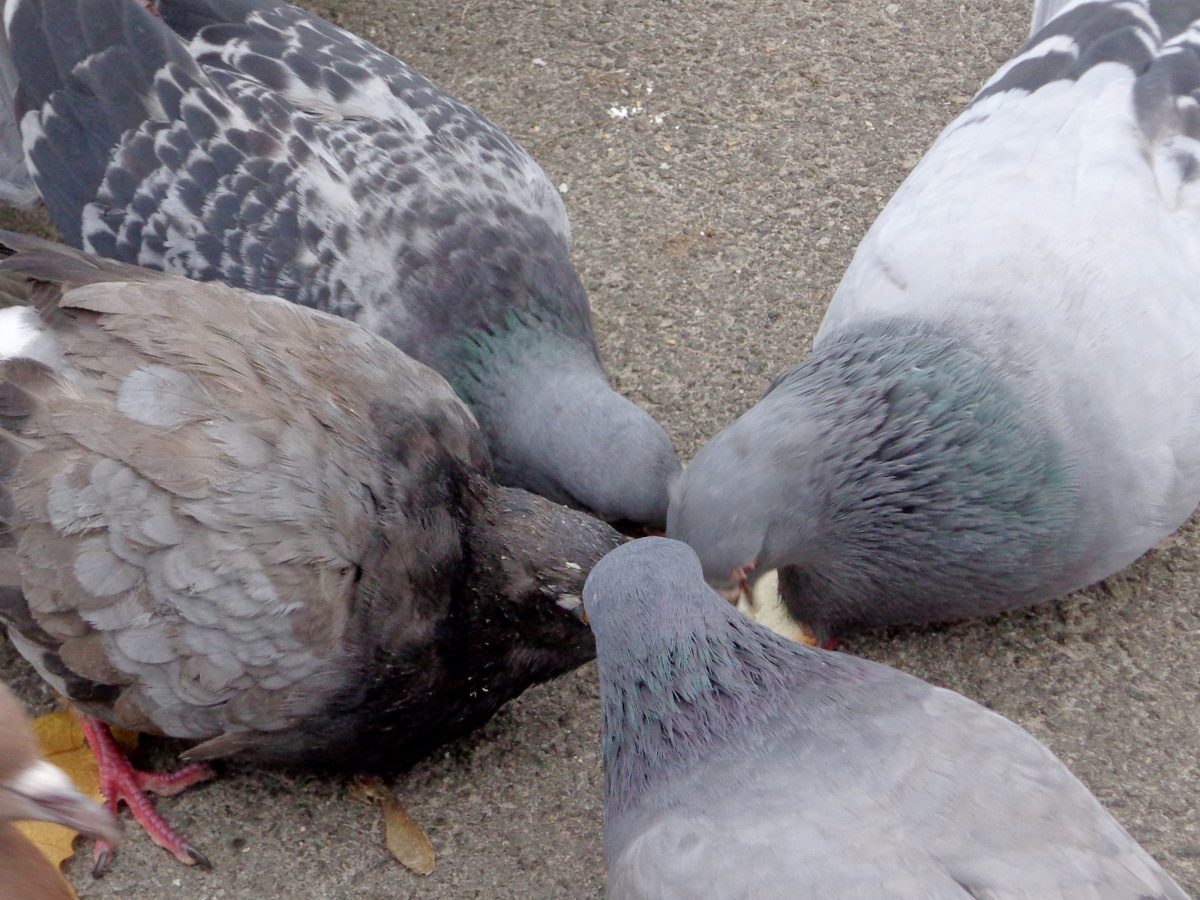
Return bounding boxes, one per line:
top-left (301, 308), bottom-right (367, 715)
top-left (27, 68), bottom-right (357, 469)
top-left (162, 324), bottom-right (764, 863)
top-left (0, 305), bottom-right (60, 368)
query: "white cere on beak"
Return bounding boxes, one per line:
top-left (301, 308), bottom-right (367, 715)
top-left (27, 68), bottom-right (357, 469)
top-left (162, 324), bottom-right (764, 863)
top-left (556, 594), bottom-right (583, 613)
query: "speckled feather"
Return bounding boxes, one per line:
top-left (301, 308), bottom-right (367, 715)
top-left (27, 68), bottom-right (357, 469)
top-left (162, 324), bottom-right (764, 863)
top-left (1, 0), bottom-right (679, 525)
top-left (0, 232), bottom-right (622, 768)
top-left (669, 0), bottom-right (1200, 638)
top-left (587, 540), bottom-right (1190, 899)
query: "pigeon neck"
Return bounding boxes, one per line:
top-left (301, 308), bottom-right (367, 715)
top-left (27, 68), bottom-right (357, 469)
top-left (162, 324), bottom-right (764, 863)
top-left (599, 602), bottom-right (818, 818)
top-left (309, 481), bottom-right (621, 770)
top-left (454, 328), bottom-right (671, 521)
top-left (436, 257), bottom-right (602, 411)
top-left (486, 357), bottom-right (612, 487)
top-left (767, 321), bottom-right (1080, 615)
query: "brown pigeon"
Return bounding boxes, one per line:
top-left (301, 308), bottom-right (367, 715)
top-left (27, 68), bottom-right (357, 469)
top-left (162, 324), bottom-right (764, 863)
top-left (0, 232), bottom-right (622, 870)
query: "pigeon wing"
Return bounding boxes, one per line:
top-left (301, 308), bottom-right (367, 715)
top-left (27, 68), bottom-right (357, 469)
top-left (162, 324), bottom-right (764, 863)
top-left (0, 233), bottom-right (486, 751)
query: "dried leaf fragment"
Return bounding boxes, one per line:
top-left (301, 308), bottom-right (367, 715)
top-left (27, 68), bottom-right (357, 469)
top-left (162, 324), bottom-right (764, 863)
top-left (351, 776), bottom-right (436, 876)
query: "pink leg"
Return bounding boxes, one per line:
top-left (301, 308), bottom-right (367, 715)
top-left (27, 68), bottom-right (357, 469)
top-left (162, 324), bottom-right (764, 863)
top-left (79, 716), bottom-right (214, 876)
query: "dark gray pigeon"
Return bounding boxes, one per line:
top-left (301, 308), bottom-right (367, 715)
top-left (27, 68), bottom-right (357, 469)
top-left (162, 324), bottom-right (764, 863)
top-left (0, 231), bottom-right (623, 867)
top-left (0, 0), bottom-right (679, 529)
top-left (668, 0), bottom-right (1200, 643)
top-left (583, 538), bottom-right (1190, 899)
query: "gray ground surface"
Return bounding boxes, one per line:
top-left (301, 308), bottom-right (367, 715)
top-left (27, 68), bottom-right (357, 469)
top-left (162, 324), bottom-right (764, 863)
top-left (2, 0), bottom-right (1198, 897)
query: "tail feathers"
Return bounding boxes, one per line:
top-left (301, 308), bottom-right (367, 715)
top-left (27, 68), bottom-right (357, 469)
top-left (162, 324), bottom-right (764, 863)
top-left (0, 234), bottom-right (111, 373)
top-left (0, 229), bottom-right (162, 290)
top-left (6, 0), bottom-right (199, 244)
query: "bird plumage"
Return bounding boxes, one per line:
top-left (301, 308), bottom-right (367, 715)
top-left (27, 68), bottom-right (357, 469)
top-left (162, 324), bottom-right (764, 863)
top-left (669, 0), bottom-right (1200, 639)
top-left (585, 539), bottom-right (1190, 899)
top-left (0, 0), bottom-right (679, 527)
top-left (0, 232), bottom-right (622, 769)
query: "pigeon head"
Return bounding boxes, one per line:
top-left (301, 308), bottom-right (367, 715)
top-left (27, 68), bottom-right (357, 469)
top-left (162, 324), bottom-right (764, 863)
top-left (465, 484), bottom-right (627, 666)
top-left (669, 324), bottom-right (1081, 633)
top-left (582, 537), bottom-right (728, 645)
top-left (0, 684), bottom-right (121, 845)
top-left (582, 538), bottom-right (810, 820)
top-left (667, 389), bottom-right (822, 601)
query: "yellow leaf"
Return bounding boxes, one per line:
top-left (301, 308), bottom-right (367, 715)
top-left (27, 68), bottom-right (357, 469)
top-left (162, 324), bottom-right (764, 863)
top-left (12, 709), bottom-right (138, 890)
top-left (352, 776), bottom-right (436, 876)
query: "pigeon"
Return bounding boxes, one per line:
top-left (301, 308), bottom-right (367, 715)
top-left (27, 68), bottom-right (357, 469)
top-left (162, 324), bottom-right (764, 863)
top-left (0, 231), bottom-right (624, 868)
top-left (0, 0), bottom-right (680, 530)
top-left (668, 0), bottom-right (1200, 643)
top-left (583, 538), bottom-right (1190, 899)
top-left (0, 681), bottom-right (121, 900)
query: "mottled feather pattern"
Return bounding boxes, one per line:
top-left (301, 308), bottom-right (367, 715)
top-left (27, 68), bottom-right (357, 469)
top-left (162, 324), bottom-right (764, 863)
top-left (11, 0), bottom-right (585, 366)
top-left (3, 0), bottom-right (682, 529)
top-left (0, 235), bottom-right (487, 747)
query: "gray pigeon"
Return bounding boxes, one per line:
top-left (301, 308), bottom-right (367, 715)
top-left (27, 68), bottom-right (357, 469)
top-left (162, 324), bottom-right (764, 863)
top-left (668, 0), bottom-right (1200, 643)
top-left (0, 232), bottom-right (623, 867)
top-left (0, 681), bottom-right (121, 899)
top-left (0, 0), bottom-right (679, 529)
top-left (583, 538), bottom-right (1190, 900)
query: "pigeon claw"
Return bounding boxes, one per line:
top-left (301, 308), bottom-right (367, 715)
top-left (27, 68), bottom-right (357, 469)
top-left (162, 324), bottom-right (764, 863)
top-left (91, 845), bottom-right (114, 879)
top-left (79, 715), bottom-right (214, 875)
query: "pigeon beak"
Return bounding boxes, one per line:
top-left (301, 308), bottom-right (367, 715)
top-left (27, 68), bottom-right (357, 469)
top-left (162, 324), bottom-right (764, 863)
top-left (2, 760), bottom-right (122, 846)
top-left (558, 594), bottom-right (589, 625)
top-left (717, 584), bottom-right (742, 604)
top-left (718, 562), bottom-right (756, 606)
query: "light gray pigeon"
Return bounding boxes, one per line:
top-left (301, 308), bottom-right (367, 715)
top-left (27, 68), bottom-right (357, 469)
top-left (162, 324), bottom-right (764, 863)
top-left (0, 232), bottom-right (623, 869)
top-left (0, 0), bottom-right (680, 529)
top-left (668, 0), bottom-right (1200, 643)
top-left (583, 538), bottom-right (1191, 900)
top-left (0, 681), bottom-right (121, 900)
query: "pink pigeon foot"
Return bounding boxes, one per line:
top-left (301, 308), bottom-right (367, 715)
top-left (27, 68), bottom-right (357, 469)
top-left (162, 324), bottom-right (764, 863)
top-left (78, 716), bottom-right (214, 876)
